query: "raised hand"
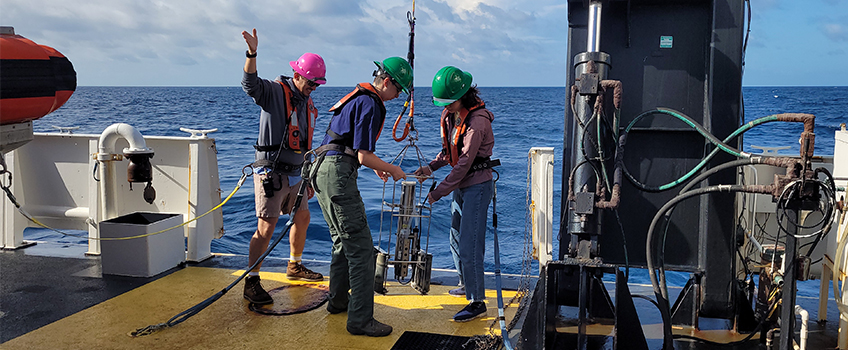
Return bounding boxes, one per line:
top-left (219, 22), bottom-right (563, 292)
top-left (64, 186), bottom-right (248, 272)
top-left (242, 28), bottom-right (258, 53)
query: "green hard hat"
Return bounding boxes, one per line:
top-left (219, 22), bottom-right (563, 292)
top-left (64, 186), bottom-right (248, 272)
top-left (373, 57), bottom-right (413, 94)
top-left (431, 66), bottom-right (472, 106)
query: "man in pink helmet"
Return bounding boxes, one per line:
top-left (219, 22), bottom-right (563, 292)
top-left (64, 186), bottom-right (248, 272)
top-left (240, 28), bottom-right (325, 305)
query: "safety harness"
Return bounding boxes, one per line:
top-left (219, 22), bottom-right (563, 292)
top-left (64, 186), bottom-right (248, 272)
top-left (305, 83), bottom-right (386, 193)
top-left (252, 79), bottom-right (318, 172)
top-left (439, 101), bottom-right (500, 172)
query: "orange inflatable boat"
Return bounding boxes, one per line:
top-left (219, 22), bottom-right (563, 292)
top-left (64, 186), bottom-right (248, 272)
top-left (0, 26), bottom-right (76, 125)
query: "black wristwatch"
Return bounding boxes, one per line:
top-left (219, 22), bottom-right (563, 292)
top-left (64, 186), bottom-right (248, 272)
top-left (246, 50), bottom-right (257, 58)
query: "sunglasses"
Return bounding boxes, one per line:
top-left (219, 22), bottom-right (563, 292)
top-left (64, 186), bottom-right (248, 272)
top-left (389, 78), bottom-right (403, 92)
top-left (305, 80), bottom-right (320, 88)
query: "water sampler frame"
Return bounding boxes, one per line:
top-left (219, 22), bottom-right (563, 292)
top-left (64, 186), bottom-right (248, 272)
top-left (375, 134), bottom-right (437, 295)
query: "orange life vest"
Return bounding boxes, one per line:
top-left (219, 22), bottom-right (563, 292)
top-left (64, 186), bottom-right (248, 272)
top-left (327, 83), bottom-right (386, 145)
top-left (278, 80), bottom-right (317, 152)
top-left (440, 102), bottom-right (486, 166)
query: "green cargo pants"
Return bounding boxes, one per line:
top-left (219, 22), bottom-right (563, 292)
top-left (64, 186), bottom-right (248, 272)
top-left (314, 155), bottom-right (376, 329)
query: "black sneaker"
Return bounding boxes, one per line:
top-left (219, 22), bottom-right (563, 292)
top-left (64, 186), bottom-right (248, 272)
top-left (453, 301), bottom-right (487, 322)
top-left (243, 275), bottom-right (273, 305)
top-left (346, 319), bottom-right (393, 337)
top-left (326, 300), bottom-right (347, 314)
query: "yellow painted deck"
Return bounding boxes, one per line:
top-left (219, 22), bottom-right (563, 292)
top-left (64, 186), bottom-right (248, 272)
top-left (2, 266), bottom-right (517, 350)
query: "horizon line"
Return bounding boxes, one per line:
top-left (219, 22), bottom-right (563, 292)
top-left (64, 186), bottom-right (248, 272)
top-left (73, 85), bottom-right (848, 88)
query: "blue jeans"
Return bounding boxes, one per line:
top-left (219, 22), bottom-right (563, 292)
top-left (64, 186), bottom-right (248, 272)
top-left (449, 180), bottom-right (493, 303)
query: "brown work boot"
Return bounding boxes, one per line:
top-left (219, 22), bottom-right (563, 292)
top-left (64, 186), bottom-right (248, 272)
top-left (243, 275), bottom-right (273, 305)
top-left (346, 319), bottom-right (393, 337)
top-left (287, 261), bottom-right (324, 282)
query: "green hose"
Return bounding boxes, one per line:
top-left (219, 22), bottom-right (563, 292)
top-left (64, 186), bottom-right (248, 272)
top-left (623, 110), bottom-right (781, 192)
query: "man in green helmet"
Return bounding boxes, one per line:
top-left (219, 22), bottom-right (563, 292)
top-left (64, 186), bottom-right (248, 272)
top-left (311, 57), bottom-right (412, 337)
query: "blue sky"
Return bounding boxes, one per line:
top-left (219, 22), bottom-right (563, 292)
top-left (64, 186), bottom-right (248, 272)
top-left (1, 0), bottom-right (846, 87)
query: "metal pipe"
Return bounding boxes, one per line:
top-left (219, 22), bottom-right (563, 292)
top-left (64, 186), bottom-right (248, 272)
top-left (795, 305), bottom-right (809, 350)
top-left (96, 123), bottom-right (152, 221)
top-left (587, 1), bottom-right (603, 52)
top-left (779, 209), bottom-right (799, 350)
top-left (97, 123), bottom-right (152, 159)
top-left (766, 328), bottom-right (779, 348)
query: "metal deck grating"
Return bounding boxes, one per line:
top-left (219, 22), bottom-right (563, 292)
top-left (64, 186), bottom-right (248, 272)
top-left (391, 331), bottom-right (502, 350)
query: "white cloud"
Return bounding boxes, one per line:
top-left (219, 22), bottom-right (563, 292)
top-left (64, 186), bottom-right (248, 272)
top-left (823, 23), bottom-right (848, 42)
top-left (0, 0), bottom-right (568, 86)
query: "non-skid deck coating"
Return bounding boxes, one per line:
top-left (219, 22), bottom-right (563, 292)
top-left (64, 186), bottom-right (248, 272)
top-left (3, 246), bottom-right (843, 349)
top-left (2, 265), bottom-right (517, 350)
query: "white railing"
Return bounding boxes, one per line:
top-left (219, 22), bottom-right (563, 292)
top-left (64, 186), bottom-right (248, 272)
top-left (529, 147), bottom-right (554, 273)
top-left (1, 125), bottom-right (223, 262)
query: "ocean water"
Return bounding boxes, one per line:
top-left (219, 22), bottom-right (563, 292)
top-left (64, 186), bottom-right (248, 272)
top-left (27, 86), bottom-right (847, 275)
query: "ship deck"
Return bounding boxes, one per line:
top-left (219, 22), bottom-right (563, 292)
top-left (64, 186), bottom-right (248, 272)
top-left (1, 240), bottom-right (523, 350)
top-left (1, 239), bottom-right (843, 349)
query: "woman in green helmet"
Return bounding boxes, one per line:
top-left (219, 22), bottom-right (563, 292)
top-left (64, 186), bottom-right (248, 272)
top-left (414, 66), bottom-right (495, 322)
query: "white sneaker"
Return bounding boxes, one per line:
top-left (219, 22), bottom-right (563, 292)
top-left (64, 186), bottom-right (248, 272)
top-left (448, 286), bottom-right (465, 297)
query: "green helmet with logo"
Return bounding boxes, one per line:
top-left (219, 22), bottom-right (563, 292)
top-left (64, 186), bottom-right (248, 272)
top-left (373, 57), bottom-right (413, 94)
top-left (431, 66), bottom-right (472, 106)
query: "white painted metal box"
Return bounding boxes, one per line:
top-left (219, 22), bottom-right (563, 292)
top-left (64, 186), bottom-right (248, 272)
top-left (99, 212), bottom-right (185, 277)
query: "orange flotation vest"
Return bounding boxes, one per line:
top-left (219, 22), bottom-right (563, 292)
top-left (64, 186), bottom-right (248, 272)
top-left (0, 28), bottom-right (76, 125)
top-left (440, 102), bottom-right (486, 166)
top-left (327, 83), bottom-right (386, 145)
top-left (278, 80), bottom-right (317, 152)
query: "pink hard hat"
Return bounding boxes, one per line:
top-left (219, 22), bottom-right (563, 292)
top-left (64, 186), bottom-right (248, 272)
top-left (290, 53), bottom-right (326, 85)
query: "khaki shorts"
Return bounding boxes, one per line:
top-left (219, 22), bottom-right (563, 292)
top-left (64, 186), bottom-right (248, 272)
top-left (254, 172), bottom-right (308, 218)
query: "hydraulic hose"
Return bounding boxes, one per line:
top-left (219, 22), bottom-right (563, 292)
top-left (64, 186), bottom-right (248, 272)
top-left (645, 183), bottom-right (775, 350)
top-left (775, 177), bottom-right (837, 239)
top-left (679, 156), bottom-right (797, 195)
top-left (803, 167), bottom-right (838, 256)
top-left (624, 107), bottom-right (747, 158)
top-left (622, 112), bottom-right (790, 192)
top-left (657, 157), bottom-right (793, 282)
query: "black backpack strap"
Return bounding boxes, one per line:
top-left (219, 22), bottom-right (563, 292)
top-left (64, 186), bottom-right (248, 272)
top-left (304, 144), bottom-right (359, 194)
top-left (254, 143), bottom-right (282, 152)
top-left (313, 143), bottom-right (358, 159)
top-left (251, 160), bottom-right (301, 173)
